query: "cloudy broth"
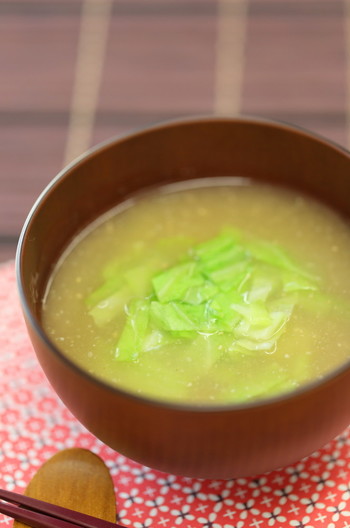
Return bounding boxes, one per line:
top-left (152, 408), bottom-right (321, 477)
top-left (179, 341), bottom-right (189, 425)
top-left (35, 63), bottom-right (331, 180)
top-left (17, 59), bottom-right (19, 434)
top-left (42, 179), bottom-right (350, 404)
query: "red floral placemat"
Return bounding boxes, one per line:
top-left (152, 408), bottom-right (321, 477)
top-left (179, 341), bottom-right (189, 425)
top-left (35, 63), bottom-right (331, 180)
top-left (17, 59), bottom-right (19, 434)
top-left (1, 260), bottom-right (350, 528)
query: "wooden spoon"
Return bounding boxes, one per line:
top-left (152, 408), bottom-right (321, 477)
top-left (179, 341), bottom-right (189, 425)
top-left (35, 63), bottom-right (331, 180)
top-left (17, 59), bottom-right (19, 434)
top-left (13, 448), bottom-right (116, 528)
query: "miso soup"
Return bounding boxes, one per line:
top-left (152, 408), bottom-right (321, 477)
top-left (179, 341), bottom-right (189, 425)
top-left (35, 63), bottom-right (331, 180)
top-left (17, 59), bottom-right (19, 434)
top-left (42, 179), bottom-right (350, 404)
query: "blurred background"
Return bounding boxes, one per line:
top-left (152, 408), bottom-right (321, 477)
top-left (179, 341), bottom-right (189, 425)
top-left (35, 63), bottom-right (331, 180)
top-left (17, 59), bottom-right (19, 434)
top-left (0, 0), bottom-right (348, 263)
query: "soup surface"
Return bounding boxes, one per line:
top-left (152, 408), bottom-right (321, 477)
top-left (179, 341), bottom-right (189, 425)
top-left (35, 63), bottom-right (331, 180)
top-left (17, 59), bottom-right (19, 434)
top-left (42, 179), bottom-right (350, 404)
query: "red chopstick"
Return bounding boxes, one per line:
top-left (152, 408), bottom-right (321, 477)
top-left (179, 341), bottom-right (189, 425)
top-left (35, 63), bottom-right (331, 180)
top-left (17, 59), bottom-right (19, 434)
top-left (0, 489), bottom-right (126, 528)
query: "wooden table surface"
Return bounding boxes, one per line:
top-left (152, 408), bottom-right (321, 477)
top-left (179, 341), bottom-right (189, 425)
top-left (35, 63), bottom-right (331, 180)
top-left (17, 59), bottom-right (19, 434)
top-left (1, 0), bottom-right (349, 263)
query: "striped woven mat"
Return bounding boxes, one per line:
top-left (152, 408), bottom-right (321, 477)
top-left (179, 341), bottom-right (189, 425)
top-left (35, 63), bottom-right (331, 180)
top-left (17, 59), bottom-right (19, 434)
top-left (1, 0), bottom-right (349, 262)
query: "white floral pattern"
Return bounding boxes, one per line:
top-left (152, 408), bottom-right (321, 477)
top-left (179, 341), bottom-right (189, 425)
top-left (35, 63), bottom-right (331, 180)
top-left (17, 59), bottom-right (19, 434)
top-left (0, 261), bottom-right (350, 528)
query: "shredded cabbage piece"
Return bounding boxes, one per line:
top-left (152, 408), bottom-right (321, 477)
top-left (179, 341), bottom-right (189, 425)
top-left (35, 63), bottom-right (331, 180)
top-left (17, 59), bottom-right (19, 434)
top-left (86, 228), bottom-right (324, 396)
top-left (115, 299), bottom-right (150, 360)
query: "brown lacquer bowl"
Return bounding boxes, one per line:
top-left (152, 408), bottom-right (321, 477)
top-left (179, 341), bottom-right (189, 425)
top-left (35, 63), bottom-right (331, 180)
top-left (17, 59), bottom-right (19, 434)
top-left (17, 116), bottom-right (350, 478)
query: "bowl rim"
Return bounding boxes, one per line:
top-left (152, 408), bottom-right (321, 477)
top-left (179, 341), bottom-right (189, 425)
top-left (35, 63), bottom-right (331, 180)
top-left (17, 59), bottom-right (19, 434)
top-left (16, 113), bottom-right (350, 413)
